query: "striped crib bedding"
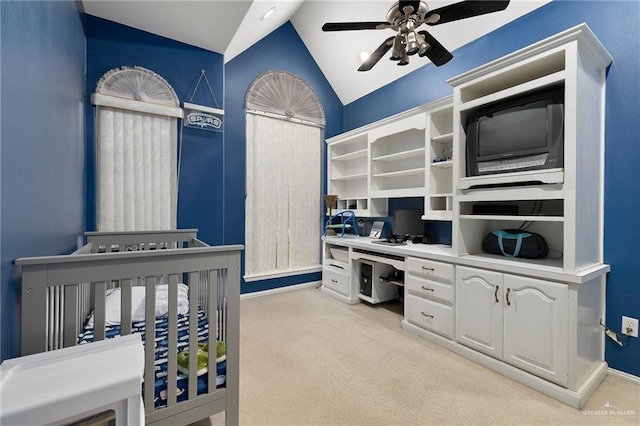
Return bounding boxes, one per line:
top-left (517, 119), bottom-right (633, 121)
top-left (77, 309), bottom-right (226, 408)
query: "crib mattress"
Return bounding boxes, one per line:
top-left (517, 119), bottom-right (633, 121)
top-left (78, 310), bottom-right (225, 408)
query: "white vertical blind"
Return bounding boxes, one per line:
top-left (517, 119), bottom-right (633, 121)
top-left (93, 66), bottom-right (179, 232)
top-left (245, 114), bottom-right (321, 277)
top-left (97, 107), bottom-right (177, 231)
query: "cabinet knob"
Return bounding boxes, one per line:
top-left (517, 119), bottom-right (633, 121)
top-left (421, 286), bottom-right (434, 292)
top-left (421, 312), bottom-right (434, 318)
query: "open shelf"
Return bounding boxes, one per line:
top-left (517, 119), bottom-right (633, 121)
top-left (372, 147), bottom-right (425, 162)
top-left (331, 173), bottom-right (367, 181)
top-left (332, 148), bottom-right (368, 162)
top-left (372, 168), bottom-right (424, 179)
top-left (425, 103), bottom-right (454, 221)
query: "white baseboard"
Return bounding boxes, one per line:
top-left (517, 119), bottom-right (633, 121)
top-left (608, 368), bottom-right (640, 385)
top-left (240, 281), bottom-right (320, 300)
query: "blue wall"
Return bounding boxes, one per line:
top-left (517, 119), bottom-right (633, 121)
top-left (85, 16), bottom-right (226, 246)
top-left (224, 22), bottom-right (344, 294)
top-left (0, 1), bottom-right (86, 361)
top-left (344, 1), bottom-right (640, 376)
top-left (1, 0), bottom-right (637, 378)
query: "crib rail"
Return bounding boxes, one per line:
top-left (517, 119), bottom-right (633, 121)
top-left (85, 229), bottom-right (199, 252)
top-left (15, 233), bottom-right (242, 425)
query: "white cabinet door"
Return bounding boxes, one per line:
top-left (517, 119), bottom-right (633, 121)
top-left (455, 266), bottom-right (503, 359)
top-left (503, 275), bottom-right (568, 386)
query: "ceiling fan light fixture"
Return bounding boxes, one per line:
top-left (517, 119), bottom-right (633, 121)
top-left (398, 49), bottom-right (409, 66)
top-left (406, 31), bottom-right (419, 55)
top-left (322, 0), bottom-right (512, 71)
top-left (390, 34), bottom-right (404, 60)
top-left (416, 32), bottom-right (430, 57)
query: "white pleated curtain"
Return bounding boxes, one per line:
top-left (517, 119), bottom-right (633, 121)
top-left (92, 66), bottom-right (181, 232)
top-left (245, 71), bottom-right (325, 279)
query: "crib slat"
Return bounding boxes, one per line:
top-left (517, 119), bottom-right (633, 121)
top-left (93, 281), bottom-right (107, 341)
top-left (63, 284), bottom-right (80, 348)
top-left (144, 276), bottom-right (157, 415)
top-left (188, 271), bottom-right (199, 401)
top-left (208, 270), bottom-right (218, 393)
top-left (121, 278), bottom-right (133, 335)
top-left (166, 275), bottom-right (178, 407)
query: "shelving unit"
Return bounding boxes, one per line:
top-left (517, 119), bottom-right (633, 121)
top-left (425, 99), bottom-right (454, 220)
top-left (327, 131), bottom-right (386, 217)
top-left (369, 113), bottom-right (427, 198)
top-left (449, 24), bottom-right (612, 274)
top-left (326, 96), bottom-right (454, 221)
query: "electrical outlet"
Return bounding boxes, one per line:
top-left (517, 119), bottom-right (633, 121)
top-left (621, 316), bottom-right (638, 338)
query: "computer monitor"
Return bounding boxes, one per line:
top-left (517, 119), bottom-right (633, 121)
top-left (392, 210), bottom-right (424, 240)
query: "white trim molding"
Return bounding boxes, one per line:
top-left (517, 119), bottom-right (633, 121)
top-left (240, 281), bottom-right (319, 300)
top-left (244, 265), bottom-right (322, 282)
top-left (608, 368), bottom-right (640, 385)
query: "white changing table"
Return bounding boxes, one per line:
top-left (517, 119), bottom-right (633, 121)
top-left (0, 334), bottom-right (144, 425)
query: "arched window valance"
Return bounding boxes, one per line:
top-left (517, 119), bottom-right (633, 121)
top-left (91, 66), bottom-right (182, 118)
top-left (245, 70), bottom-right (325, 128)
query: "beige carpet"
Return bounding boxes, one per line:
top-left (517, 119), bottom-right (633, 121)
top-left (196, 286), bottom-right (639, 426)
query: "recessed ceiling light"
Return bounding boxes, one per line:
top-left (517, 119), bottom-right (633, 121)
top-left (360, 51), bottom-right (370, 62)
top-left (261, 7), bottom-right (276, 21)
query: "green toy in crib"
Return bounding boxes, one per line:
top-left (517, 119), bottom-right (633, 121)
top-left (177, 341), bottom-right (226, 376)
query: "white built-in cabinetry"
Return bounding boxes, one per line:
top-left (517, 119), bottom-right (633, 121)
top-left (321, 24), bottom-right (612, 410)
top-left (326, 96), bottom-right (453, 219)
top-left (404, 257), bottom-right (455, 339)
top-left (456, 265), bottom-right (569, 386)
top-left (450, 24), bottom-right (613, 274)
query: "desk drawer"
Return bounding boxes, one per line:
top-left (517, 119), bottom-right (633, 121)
top-left (406, 275), bottom-right (454, 305)
top-left (406, 257), bottom-right (454, 284)
top-left (322, 266), bottom-right (349, 296)
top-left (405, 294), bottom-right (454, 339)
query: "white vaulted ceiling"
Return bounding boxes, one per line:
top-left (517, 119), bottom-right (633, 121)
top-left (82, 0), bottom-right (552, 105)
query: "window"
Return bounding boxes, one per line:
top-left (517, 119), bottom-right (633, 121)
top-left (244, 71), bottom-right (326, 280)
top-left (92, 66), bottom-right (182, 231)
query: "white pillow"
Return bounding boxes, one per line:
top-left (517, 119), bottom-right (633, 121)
top-left (87, 283), bottom-right (189, 327)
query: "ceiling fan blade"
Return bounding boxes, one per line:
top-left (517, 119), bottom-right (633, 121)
top-left (399, 1), bottom-right (421, 15)
top-left (425, 1), bottom-right (510, 25)
top-left (418, 31), bottom-right (453, 66)
top-left (358, 37), bottom-right (395, 72)
top-left (322, 22), bottom-right (391, 32)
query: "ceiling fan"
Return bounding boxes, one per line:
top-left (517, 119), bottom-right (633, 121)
top-left (322, 1), bottom-right (510, 71)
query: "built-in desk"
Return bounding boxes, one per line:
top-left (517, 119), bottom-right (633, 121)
top-left (324, 235), bottom-right (453, 261)
top-left (321, 234), bottom-right (609, 410)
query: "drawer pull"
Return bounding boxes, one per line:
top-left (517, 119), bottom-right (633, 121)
top-left (421, 286), bottom-right (434, 292)
top-left (330, 264), bottom-right (345, 270)
top-left (506, 288), bottom-right (511, 306)
top-left (331, 279), bottom-right (338, 283)
top-left (494, 285), bottom-right (499, 303)
top-left (421, 312), bottom-right (434, 318)
top-left (421, 266), bottom-right (434, 272)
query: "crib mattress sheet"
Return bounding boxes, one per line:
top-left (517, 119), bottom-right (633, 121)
top-left (78, 310), bottom-right (225, 408)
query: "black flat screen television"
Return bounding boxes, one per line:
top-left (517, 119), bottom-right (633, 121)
top-left (466, 86), bottom-right (564, 177)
